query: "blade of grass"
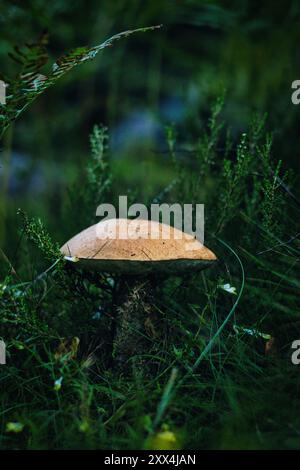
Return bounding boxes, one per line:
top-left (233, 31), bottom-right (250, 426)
top-left (180, 237), bottom-right (245, 381)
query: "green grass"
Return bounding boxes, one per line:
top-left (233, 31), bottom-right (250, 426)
top-left (1, 101), bottom-right (300, 450)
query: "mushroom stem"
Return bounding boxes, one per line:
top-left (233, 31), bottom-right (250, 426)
top-left (112, 276), bottom-right (158, 372)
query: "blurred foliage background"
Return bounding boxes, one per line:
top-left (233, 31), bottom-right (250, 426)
top-left (1, 0), bottom-right (300, 255)
top-left (1, 0), bottom-right (300, 451)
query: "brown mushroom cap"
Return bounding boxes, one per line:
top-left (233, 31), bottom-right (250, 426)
top-left (60, 218), bottom-right (217, 275)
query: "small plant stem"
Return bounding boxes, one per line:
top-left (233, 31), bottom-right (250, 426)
top-left (112, 276), bottom-right (157, 373)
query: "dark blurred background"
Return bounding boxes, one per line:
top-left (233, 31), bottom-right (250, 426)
top-left (1, 0), bottom-right (300, 256)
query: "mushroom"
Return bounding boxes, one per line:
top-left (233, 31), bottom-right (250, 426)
top-left (61, 218), bottom-right (217, 371)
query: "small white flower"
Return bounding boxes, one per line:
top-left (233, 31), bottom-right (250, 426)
top-left (219, 283), bottom-right (237, 295)
top-left (233, 324), bottom-right (271, 340)
top-left (54, 376), bottom-right (63, 391)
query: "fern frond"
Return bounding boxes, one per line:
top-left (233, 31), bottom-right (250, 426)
top-left (0, 25), bottom-right (162, 138)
